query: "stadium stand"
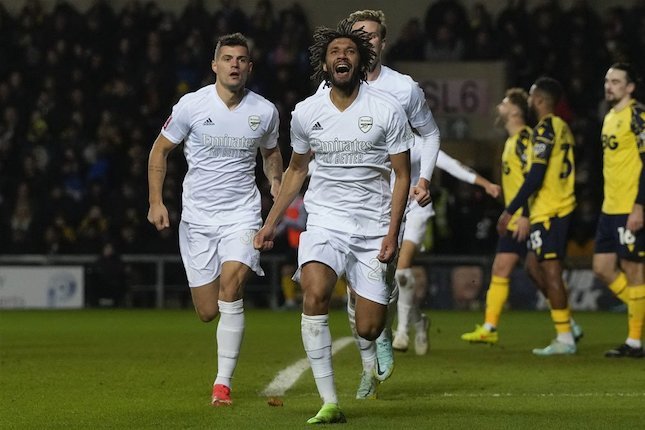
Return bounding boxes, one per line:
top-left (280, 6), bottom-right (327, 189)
top-left (0, 0), bottom-right (643, 306)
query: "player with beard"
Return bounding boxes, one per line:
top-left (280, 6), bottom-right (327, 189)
top-left (461, 88), bottom-right (582, 344)
top-left (497, 77), bottom-right (578, 356)
top-left (594, 63), bottom-right (645, 358)
top-left (254, 19), bottom-right (412, 424)
top-left (460, 88), bottom-right (533, 343)
top-left (320, 10), bottom-right (499, 397)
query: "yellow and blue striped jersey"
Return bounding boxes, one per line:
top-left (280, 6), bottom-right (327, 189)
top-left (502, 126), bottom-right (532, 230)
top-left (601, 100), bottom-right (645, 214)
top-left (529, 114), bottom-right (576, 223)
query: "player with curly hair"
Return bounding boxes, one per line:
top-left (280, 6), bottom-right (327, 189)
top-left (254, 19), bottom-right (412, 424)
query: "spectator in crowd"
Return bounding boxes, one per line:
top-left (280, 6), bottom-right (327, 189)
top-left (424, 23), bottom-right (465, 62)
top-left (42, 212), bottom-right (78, 254)
top-left (77, 204), bottom-right (110, 253)
top-left (385, 18), bottom-right (425, 63)
top-left (466, 3), bottom-right (498, 60)
top-left (425, 0), bottom-right (469, 43)
top-left (87, 241), bottom-right (127, 307)
top-left (8, 182), bottom-right (39, 253)
top-left (0, 0), bottom-right (642, 259)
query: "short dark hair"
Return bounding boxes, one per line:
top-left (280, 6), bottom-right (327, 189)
top-left (506, 87), bottom-right (528, 120)
top-left (610, 62), bottom-right (640, 87)
top-left (533, 76), bottom-right (563, 106)
top-left (308, 18), bottom-right (376, 85)
top-left (214, 33), bottom-right (250, 59)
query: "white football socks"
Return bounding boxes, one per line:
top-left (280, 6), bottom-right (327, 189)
top-left (347, 296), bottom-right (376, 372)
top-left (301, 313), bottom-right (338, 405)
top-left (214, 299), bottom-right (244, 388)
top-left (395, 268), bottom-right (418, 335)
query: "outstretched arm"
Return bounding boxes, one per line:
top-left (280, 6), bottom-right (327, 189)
top-left (436, 150), bottom-right (500, 197)
top-left (147, 134), bottom-right (177, 231)
top-left (260, 146), bottom-right (284, 199)
top-left (474, 175), bottom-right (501, 198)
top-left (254, 151), bottom-right (311, 251)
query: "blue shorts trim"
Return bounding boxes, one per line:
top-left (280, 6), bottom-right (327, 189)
top-left (594, 212), bottom-right (645, 262)
top-left (529, 214), bottom-right (571, 261)
top-left (496, 231), bottom-right (528, 257)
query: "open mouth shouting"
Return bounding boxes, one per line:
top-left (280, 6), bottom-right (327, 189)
top-left (334, 62), bottom-right (351, 79)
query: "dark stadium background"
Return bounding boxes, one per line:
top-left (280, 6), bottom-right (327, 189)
top-left (1, 0), bottom-right (643, 310)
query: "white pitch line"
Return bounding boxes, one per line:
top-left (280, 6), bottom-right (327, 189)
top-left (262, 336), bottom-right (354, 397)
top-left (440, 392), bottom-right (645, 398)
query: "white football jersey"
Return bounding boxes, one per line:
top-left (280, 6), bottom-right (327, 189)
top-left (291, 84), bottom-right (414, 235)
top-left (161, 85), bottom-right (279, 227)
top-left (369, 66), bottom-right (440, 184)
top-left (316, 65), bottom-right (439, 183)
top-left (369, 66), bottom-right (437, 133)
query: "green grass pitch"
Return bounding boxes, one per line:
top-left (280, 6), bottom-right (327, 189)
top-left (1, 309), bottom-right (643, 429)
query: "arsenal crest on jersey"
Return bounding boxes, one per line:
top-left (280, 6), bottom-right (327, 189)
top-left (359, 116), bottom-right (373, 133)
top-left (248, 115), bottom-right (260, 131)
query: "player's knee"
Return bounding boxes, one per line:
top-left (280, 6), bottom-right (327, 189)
top-left (621, 262), bottom-right (644, 285)
top-left (355, 316), bottom-right (383, 340)
top-left (492, 258), bottom-right (514, 278)
top-left (395, 268), bottom-right (414, 289)
top-left (356, 324), bottom-right (381, 341)
top-left (529, 262), bottom-right (543, 278)
top-left (195, 305), bottom-right (219, 322)
top-left (218, 280), bottom-right (243, 302)
top-left (302, 293), bottom-right (330, 314)
top-left (592, 261), bottom-right (613, 285)
top-left (543, 271), bottom-right (562, 287)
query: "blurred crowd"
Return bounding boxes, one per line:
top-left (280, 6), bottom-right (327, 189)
top-left (1, 0), bottom-right (643, 257)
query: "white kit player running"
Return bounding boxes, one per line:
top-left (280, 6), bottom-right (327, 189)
top-left (339, 10), bottom-right (442, 394)
top-left (147, 33), bottom-right (283, 407)
top-left (393, 150), bottom-right (500, 353)
top-left (255, 20), bottom-right (412, 424)
top-left (334, 11), bottom-right (500, 390)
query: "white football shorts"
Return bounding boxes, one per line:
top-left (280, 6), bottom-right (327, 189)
top-left (179, 220), bottom-right (264, 288)
top-left (402, 200), bottom-right (434, 245)
top-left (295, 226), bottom-right (395, 305)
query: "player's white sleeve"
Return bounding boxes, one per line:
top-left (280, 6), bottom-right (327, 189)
top-left (387, 104), bottom-right (415, 154)
top-left (436, 150), bottom-right (477, 184)
top-left (408, 82), bottom-right (440, 181)
top-left (160, 97), bottom-right (191, 144)
top-left (415, 125), bottom-right (440, 181)
top-left (289, 110), bottom-right (310, 155)
top-left (260, 104), bottom-right (280, 149)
